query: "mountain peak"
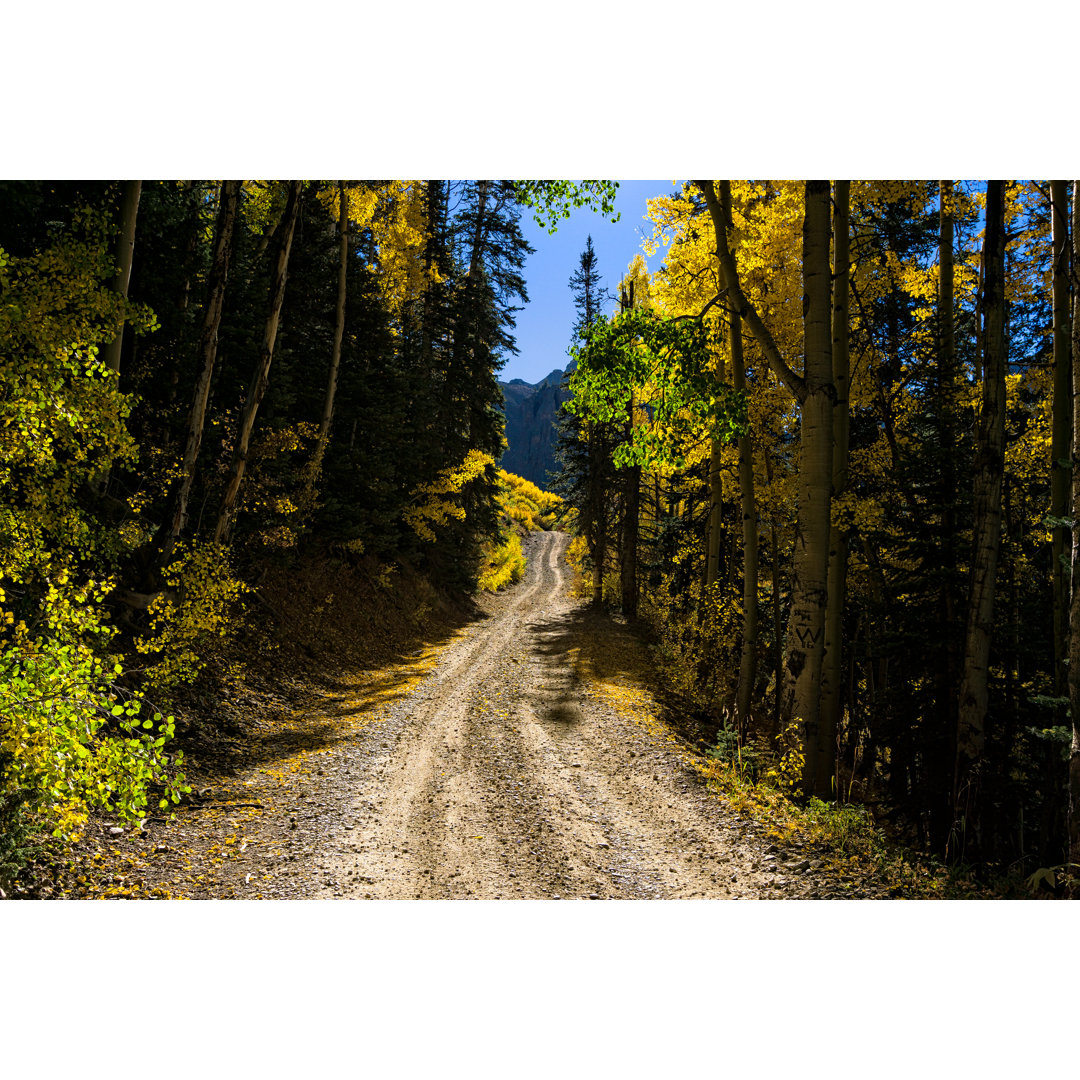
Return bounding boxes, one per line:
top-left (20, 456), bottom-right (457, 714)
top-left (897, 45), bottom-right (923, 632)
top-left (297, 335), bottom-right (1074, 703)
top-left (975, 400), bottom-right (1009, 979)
top-left (497, 364), bottom-right (573, 488)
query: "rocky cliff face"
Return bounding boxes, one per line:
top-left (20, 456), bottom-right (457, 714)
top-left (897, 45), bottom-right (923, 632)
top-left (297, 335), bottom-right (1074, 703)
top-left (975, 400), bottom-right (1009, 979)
top-left (497, 366), bottom-right (572, 490)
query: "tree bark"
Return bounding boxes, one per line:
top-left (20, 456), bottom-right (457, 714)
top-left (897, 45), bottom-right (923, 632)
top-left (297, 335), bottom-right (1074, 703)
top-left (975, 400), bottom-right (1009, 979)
top-left (163, 181), bottom-right (242, 554)
top-left (705, 408), bottom-right (724, 591)
top-left (620, 391), bottom-right (640, 620)
top-left (1068, 179), bottom-right (1080, 875)
top-left (588, 419), bottom-right (608, 606)
top-left (764, 447), bottom-right (783, 738)
top-left (715, 183), bottom-right (759, 731)
top-left (819, 180), bottom-right (851, 798)
top-left (1051, 181), bottom-right (1071, 695)
top-left (213, 180), bottom-right (302, 544)
top-left (786, 181), bottom-right (835, 796)
top-left (931, 180), bottom-right (961, 850)
top-left (307, 181), bottom-right (349, 490)
top-left (954, 180), bottom-right (1008, 854)
top-left (102, 180), bottom-right (142, 376)
top-left (731, 312), bottom-right (759, 733)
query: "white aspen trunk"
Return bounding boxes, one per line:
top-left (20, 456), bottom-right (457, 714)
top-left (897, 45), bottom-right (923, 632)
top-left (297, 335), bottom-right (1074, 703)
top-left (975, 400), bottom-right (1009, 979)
top-left (102, 180), bottom-right (142, 376)
top-left (214, 180), bottom-right (302, 544)
top-left (166, 181), bottom-right (242, 550)
top-left (699, 182), bottom-right (758, 726)
top-left (306, 181), bottom-right (349, 494)
top-left (695, 180), bottom-right (832, 793)
top-left (1050, 181), bottom-right (1071, 694)
top-left (784, 180), bottom-right (834, 796)
top-left (1067, 179), bottom-right (1080, 874)
top-left (819, 180), bottom-right (851, 797)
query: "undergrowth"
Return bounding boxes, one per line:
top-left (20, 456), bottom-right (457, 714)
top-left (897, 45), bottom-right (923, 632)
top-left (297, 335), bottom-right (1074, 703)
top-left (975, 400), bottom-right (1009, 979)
top-left (695, 736), bottom-right (1007, 898)
top-left (478, 533), bottom-right (526, 592)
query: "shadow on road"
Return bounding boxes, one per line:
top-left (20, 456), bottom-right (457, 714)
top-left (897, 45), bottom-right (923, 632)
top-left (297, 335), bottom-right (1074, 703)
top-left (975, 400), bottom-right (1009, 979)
top-left (525, 601), bottom-right (720, 751)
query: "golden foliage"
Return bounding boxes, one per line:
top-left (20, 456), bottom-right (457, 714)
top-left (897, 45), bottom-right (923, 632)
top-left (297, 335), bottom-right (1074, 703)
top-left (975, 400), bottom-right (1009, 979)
top-left (478, 533), bottom-right (526, 592)
top-left (136, 543), bottom-right (249, 702)
top-left (403, 450), bottom-right (494, 542)
top-left (496, 469), bottom-right (562, 533)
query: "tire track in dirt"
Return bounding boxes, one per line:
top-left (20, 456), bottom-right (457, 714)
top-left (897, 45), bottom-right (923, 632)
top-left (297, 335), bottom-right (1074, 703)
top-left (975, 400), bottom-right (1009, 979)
top-left (303, 530), bottom-right (795, 900)
top-left (62, 532), bottom-right (891, 900)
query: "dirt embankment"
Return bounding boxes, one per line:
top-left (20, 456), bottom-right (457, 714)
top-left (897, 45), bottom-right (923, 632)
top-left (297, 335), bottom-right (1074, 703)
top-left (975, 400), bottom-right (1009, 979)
top-left (45, 530), bottom-right (893, 900)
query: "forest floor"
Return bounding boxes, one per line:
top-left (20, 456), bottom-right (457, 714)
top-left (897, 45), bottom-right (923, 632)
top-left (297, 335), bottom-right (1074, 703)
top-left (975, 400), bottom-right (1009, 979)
top-left (30, 530), bottom-right (966, 900)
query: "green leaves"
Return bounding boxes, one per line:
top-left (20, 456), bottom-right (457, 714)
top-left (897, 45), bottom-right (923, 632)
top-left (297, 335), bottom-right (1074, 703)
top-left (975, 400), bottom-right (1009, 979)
top-left (512, 181), bottom-right (621, 233)
top-left (0, 617), bottom-right (190, 845)
top-left (566, 308), bottom-right (748, 470)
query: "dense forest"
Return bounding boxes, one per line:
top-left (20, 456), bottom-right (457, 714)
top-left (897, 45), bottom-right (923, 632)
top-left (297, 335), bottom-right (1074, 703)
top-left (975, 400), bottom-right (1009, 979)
top-left (0, 179), bottom-right (607, 890)
top-left (1, 178), bottom-right (1078, 896)
top-left (555, 181), bottom-right (1079, 886)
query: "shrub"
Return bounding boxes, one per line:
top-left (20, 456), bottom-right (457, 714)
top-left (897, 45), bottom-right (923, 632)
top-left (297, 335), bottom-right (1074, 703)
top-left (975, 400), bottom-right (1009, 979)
top-left (478, 532), bottom-right (526, 592)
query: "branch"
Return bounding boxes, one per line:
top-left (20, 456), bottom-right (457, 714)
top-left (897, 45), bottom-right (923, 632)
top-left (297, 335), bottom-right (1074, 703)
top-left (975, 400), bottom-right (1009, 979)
top-left (693, 181), bottom-right (806, 402)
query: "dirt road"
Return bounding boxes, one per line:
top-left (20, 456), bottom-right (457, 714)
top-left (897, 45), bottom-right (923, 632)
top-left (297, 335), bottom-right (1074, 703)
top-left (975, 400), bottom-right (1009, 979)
top-left (249, 529), bottom-right (840, 900)
top-left (76, 529), bottom-right (887, 901)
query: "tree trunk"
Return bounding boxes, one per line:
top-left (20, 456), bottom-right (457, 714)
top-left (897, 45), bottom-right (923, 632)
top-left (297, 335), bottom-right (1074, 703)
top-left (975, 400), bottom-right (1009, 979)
top-left (420, 180), bottom-right (445, 366)
top-left (588, 419), bottom-right (607, 606)
top-left (1068, 178), bottom-right (1080, 876)
top-left (785, 180), bottom-right (835, 796)
top-left (214, 180), bottom-right (302, 544)
top-left (307, 181), bottom-right (349, 490)
top-left (819, 180), bottom-right (851, 799)
top-left (931, 179), bottom-right (961, 851)
top-left (163, 181), bottom-right (242, 555)
top-left (764, 448), bottom-right (783, 738)
top-left (716, 182), bottom-right (759, 730)
top-left (621, 393), bottom-right (640, 621)
top-left (731, 311), bottom-right (758, 732)
top-left (954, 180), bottom-right (1008, 855)
top-left (1051, 181), bottom-right (1071, 695)
top-left (700, 182), bottom-right (760, 727)
top-left (696, 181), bottom-right (833, 790)
top-left (705, 421), bottom-right (724, 591)
top-left (102, 180), bottom-right (142, 376)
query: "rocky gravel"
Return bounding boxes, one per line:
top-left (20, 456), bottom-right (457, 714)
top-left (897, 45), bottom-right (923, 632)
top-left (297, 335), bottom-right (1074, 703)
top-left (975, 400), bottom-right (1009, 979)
top-left (232, 530), bottom-right (877, 900)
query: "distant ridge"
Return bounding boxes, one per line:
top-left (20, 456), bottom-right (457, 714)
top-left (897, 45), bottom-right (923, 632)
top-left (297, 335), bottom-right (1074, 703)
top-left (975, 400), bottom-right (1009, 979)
top-left (497, 365), bottom-right (573, 490)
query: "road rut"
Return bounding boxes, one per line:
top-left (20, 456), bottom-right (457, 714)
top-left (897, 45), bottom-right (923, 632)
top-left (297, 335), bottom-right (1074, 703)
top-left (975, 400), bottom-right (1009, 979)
top-left (284, 530), bottom-right (803, 899)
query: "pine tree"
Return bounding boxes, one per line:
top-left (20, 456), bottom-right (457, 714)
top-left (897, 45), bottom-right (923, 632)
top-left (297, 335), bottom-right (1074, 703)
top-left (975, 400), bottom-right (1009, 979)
top-left (555, 236), bottom-right (616, 604)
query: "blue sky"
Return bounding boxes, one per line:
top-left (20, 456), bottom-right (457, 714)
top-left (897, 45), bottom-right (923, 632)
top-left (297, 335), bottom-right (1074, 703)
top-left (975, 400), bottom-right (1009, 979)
top-left (502, 180), bottom-right (681, 385)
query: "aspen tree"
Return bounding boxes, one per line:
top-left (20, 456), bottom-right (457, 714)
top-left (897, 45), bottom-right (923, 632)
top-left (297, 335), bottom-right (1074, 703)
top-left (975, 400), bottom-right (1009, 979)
top-left (618, 279), bottom-right (641, 620)
top-left (1068, 178), bottom-right (1080, 873)
top-left (717, 183), bottom-right (759, 732)
top-left (696, 180), bottom-right (834, 795)
top-left (954, 181), bottom-right (1008, 852)
top-left (214, 180), bottom-right (302, 544)
top-left (1050, 181), bottom-right (1071, 694)
top-left (307, 181), bottom-right (349, 488)
top-left (819, 180), bottom-right (851, 792)
top-left (932, 179), bottom-right (961, 847)
top-left (164, 181), bottom-right (242, 553)
top-left (102, 180), bottom-right (142, 376)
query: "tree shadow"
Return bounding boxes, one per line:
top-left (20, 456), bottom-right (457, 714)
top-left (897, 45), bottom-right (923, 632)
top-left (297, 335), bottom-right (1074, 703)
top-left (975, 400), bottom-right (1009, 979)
top-left (523, 602), bottom-right (717, 750)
